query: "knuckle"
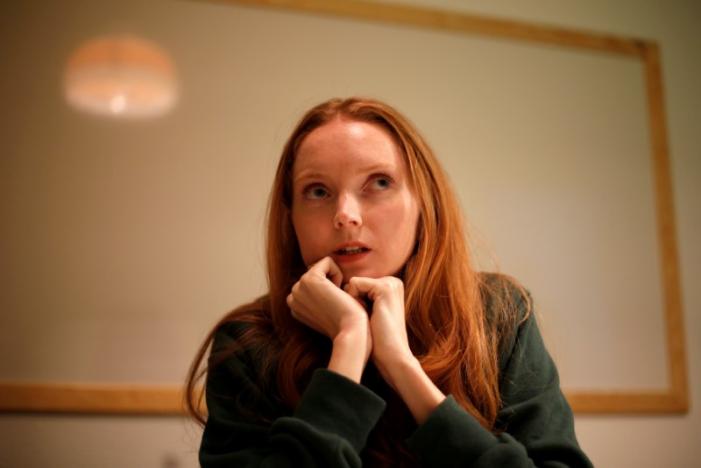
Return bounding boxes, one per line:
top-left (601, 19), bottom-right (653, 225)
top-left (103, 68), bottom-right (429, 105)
top-left (299, 276), bottom-right (313, 290)
top-left (314, 257), bottom-right (329, 271)
top-left (302, 269), bottom-right (317, 282)
top-left (387, 277), bottom-right (403, 292)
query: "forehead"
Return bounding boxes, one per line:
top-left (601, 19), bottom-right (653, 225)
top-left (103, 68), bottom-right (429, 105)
top-left (292, 119), bottom-right (404, 178)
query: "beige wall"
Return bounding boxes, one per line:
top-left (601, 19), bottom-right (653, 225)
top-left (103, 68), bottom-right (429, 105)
top-left (388, 3), bottom-right (701, 467)
top-left (428, 3), bottom-right (700, 466)
top-left (1, 0), bottom-right (699, 467)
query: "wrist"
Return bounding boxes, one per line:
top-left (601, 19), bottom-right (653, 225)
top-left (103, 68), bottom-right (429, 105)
top-left (380, 352), bottom-right (421, 387)
top-left (328, 326), bottom-right (370, 383)
top-left (333, 325), bottom-right (368, 350)
top-left (337, 312), bottom-right (369, 337)
top-left (385, 356), bottom-right (445, 424)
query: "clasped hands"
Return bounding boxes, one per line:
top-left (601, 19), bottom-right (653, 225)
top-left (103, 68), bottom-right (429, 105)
top-left (285, 256), bottom-right (412, 386)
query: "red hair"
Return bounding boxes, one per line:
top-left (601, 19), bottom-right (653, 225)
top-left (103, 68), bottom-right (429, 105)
top-left (186, 97), bottom-right (522, 466)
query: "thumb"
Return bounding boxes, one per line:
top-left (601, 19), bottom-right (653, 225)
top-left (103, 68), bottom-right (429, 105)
top-left (310, 256), bottom-right (344, 287)
top-left (345, 276), bottom-right (379, 301)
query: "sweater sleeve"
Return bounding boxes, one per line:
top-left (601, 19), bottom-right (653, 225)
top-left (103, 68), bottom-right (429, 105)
top-left (406, 294), bottom-right (593, 467)
top-left (200, 325), bottom-right (386, 468)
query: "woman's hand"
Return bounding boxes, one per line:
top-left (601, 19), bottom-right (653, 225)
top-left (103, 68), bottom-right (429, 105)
top-left (344, 276), bottom-right (412, 382)
top-left (286, 257), bottom-right (371, 382)
top-left (286, 257), bottom-right (368, 339)
top-left (345, 276), bottom-right (446, 424)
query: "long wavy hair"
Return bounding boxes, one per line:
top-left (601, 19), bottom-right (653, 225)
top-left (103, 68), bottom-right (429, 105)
top-left (186, 97), bottom-right (522, 466)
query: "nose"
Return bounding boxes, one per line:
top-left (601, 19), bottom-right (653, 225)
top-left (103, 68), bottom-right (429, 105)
top-left (333, 193), bottom-right (362, 229)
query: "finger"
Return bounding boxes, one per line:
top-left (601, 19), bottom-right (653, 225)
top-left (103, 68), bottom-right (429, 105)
top-left (347, 276), bottom-right (380, 300)
top-left (343, 282), bottom-right (368, 309)
top-left (287, 295), bottom-right (300, 321)
top-left (286, 294), bottom-right (311, 325)
top-left (343, 281), bottom-right (358, 297)
top-left (325, 258), bottom-right (344, 287)
top-left (311, 256), bottom-right (344, 287)
top-left (287, 292), bottom-right (307, 314)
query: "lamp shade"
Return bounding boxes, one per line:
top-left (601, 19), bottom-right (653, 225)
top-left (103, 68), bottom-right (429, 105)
top-left (64, 35), bottom-right (178, 118)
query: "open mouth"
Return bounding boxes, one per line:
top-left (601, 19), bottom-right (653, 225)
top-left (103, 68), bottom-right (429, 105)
top-left (334, 246), bottom-right (370, 255)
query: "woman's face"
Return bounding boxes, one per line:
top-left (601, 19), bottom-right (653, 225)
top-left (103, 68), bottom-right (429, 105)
top-left (291, 118), bottom-right (420, 281)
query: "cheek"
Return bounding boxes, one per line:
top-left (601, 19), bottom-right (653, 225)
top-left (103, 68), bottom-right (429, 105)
top-left (401, 200), bottom-right (420, 255)
top-left (292, 211), bottom-right (325, 263)
top-left (397, 212), bottom-right (419, 254)
top-left (379, 199), bottom-right (419, 251)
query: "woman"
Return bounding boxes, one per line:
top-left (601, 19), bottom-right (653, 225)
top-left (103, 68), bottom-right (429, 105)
top-left (186, 97), bottom-right (592, 467)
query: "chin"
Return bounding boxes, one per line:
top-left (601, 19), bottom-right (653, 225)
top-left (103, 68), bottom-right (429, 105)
top-left (339, 266), bottom-right (370, 280)
top-left (342, 266), bottom-right (392, 281)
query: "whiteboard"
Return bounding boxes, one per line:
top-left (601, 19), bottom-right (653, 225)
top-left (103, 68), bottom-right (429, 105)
top-left (0, 0), bottom-right (686, 413)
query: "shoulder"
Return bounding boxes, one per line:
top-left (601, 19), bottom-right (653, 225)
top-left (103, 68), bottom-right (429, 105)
top-left (478, 272), bottom-right (531, 324)
top-left (208, 294), bottom-right (278, 381)
top-left (207, 295), bottom-right (279, 400)
top-left (477, 272), bottom-right (533, 369)
top-left (212, 295), bottom-right (273, 350)
top-left (206, 295), bottom-right (283, 416)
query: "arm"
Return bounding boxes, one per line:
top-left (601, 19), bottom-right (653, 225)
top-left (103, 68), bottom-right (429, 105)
top-left (328, 325), bottom-right (371, 383)
top-left (406, 296), bottom-right (593, 467)
top-left (345, 276), bottom-right (445, 424)
top-left (346, 275), bottom-right (591, 466)
top-left (287, 256), bottom-right (373, 384)
top-left (200, 323), bottom-right (386, 468)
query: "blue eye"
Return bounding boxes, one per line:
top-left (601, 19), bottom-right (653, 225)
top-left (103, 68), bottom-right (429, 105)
top-left (370, 176), bottom-right (392, 191)
top-left (304, 184), bottom-right (329, 200)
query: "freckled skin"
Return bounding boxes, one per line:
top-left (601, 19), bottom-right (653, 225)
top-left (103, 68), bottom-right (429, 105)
top-left (291, 119), bottom-right (420, 281)
top-left (287, 118), bottom-right (449, 423)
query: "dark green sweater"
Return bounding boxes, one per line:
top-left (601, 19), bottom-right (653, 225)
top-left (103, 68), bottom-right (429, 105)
top-left (200, 280), bottom-right (592, 467)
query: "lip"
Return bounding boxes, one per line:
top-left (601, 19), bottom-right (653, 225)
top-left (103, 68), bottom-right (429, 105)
top-left (331, 241), bottom-right (371, 264)
top-left (333, 241), bottom-right (370, 252)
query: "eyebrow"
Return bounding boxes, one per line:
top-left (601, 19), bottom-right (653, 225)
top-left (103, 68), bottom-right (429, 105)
top-left (293, 171), bottom-right (325, 184)
top-left (293, 162), bottom-right (396, 184)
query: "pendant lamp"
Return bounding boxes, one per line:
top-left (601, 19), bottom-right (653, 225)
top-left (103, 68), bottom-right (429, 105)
top-left (64, 35), bottom-right (178, 119)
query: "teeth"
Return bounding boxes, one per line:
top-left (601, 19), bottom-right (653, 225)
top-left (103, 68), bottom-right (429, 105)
top-left (340, 246), bottom-right (365, 254)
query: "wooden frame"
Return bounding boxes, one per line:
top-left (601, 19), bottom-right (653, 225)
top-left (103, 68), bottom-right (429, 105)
top-left (0, 0), bottom-right (687, 415)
